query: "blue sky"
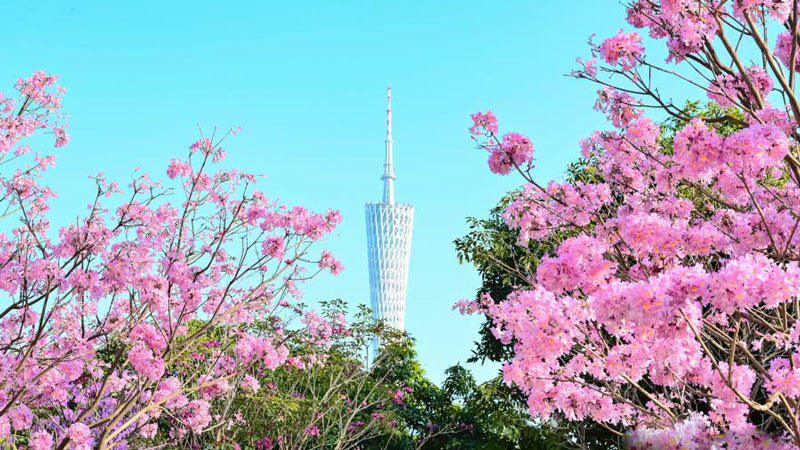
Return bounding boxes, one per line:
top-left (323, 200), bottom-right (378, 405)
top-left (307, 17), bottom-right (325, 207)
top-left (2, 1), bottom-right (636, 383)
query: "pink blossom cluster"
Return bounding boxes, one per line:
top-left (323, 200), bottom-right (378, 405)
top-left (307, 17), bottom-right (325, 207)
top-left (391, 387), bottom-right (413, 406)
top-left (597, 29), bottom-right (644, 72)
top-left (625, 0), bottom-right (718, 62)
top-left (624, 0), bottom-right (792, 65)
top-left (1, 71), bottom-right (68, 155)
top-left (776, 31), bottom-right (800, 72)
top-left (469, 112), bottom-right (534, 175)
top-left (672, 118), bottom-right (725, 181)
top-left (767, 356), bottom-right (800, 399)
top-left (318, 250), bottom-right (344, 275)
top-left (452, 298), bottom-right (482, 315)
top-left (469, 110), bottom-right (498, 137)
top-left (626, 413), bottom-right (796, 450)
top-left (503, 180), bottom-right (612, 244)
top-left (707, 65), bottom-right (773, 109)
top-left (730, 0), bottom-right (792, 22)
top-left (234, 333), bottom-right (290, 368)
top-left (536, 235), bottom-right (616, 294)
top-left (594, 86), bottom-right (643, 128)
top-left (487, 132), bottom-right (534, 175)
top-left (303, 424), bottom-right (321, 437)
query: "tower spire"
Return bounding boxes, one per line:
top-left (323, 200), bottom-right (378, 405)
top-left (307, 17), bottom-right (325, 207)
top-left (382, 83), bottom-right (396, 204)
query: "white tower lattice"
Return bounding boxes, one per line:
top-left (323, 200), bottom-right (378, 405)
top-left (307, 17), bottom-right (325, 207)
top-left (365, 83), bottom-right (414, 352)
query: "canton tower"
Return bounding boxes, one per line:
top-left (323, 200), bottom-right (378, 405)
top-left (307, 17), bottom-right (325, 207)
top-left (365, 84), bottom-right (414, 351)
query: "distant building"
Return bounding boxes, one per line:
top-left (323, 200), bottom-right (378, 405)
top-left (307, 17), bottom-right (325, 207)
top-left (365, 84), bottom-right (414, 355)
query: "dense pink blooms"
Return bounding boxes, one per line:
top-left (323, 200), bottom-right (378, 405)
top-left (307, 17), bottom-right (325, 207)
top-left (724, 123), bottom-right (789, 174)
top-left (732, 0), bottom-right (792, 22)
top-left (504, 180), bottom-right (612, 244)
top-left (766, 356), bottom-right (800, 399)
top-left (776, 31), bottom-right (800, 72)
top-left (536, 235), bottom-right (615, 294)
top-left (672, 118), bottom-right (724, 181)
top-left (67, 423), bottom-right (92, 450)
top-left (184, 400), bottom-right (212, 432)
top-left (9, 404), bottom-right (32, 430)
top-left (625, 413), bottom-right (796, 450)
top-left (154, 377), bottom-right (188, 409)
top-left (707, 65), bottom-right (773, 108)
top-left (302, 310), bottom-right (337, 346)
top-left (392, 387), bottom-right (413, 406)
top-left (502, 132), bottom-right (534, 165)
top-left (470, 113), bottom-right (534, 175)
top-left (598, 29), bottom-right (644, 71)
top-left (487, 132), bottom-right (534, 175)
top-left (261, 235), bottom-right (285, 259)
top-left (140, 423), bottom-right (158, 439)
top-left (625, 0), bottom-right (717, 62)
top-left (29, 430), bottom-right (54, 450)
top-left (128, 343), bottom-right (166, 381)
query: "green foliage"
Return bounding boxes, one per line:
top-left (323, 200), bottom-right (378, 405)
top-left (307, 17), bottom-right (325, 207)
top-left (363, 339), bottom-right (569, 450)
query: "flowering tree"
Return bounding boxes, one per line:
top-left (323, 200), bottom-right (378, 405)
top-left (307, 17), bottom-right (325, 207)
top-left (177, 301), bottom-right (411, 450)
top-left (461, 1), bottom-right (800, 448)
top-left (0, 72), bottom-right (347, 450)
top-left (179, 300), bottom-right (496, 450)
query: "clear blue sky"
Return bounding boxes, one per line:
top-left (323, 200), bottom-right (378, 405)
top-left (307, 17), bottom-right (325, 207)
top-left (2, 1), bottom-right (634, 384)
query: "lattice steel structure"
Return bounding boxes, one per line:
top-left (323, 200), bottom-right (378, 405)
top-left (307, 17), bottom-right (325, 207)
top-left (365, 84), bottom-right (414, 353)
